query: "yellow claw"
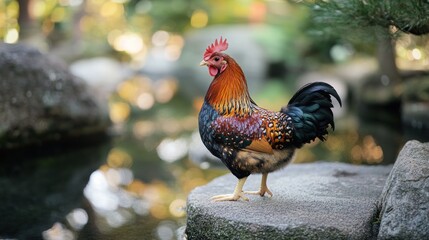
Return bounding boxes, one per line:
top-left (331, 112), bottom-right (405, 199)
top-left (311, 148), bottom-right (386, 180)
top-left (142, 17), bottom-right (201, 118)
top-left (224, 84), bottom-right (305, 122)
top-left (244, 188), bottom-right (273, 197)
top-left (210, 192), bottom-right (249, 202)
top-left (210, 177), bottom-right (248, 202)
top-left (244, 173), bottom-right (273, 197)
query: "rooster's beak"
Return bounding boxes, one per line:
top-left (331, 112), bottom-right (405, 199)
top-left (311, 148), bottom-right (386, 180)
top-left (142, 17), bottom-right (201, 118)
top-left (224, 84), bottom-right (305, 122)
top-left (199, 60), bottom-right (208, 66)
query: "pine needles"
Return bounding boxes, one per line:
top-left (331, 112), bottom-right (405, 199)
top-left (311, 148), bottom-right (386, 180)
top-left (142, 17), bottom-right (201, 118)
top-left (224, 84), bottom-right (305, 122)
top-left (304, 0), bottom-right (429, 41)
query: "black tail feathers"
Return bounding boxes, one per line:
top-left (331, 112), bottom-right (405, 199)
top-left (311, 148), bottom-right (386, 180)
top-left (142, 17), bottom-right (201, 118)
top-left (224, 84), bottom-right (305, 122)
top-left (281, 82), bottom-right (342, 148)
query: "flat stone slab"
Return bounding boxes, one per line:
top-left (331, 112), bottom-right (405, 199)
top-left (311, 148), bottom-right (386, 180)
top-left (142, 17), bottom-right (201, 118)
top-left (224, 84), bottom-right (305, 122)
top-left (186, 162), bottom-right (392, 240)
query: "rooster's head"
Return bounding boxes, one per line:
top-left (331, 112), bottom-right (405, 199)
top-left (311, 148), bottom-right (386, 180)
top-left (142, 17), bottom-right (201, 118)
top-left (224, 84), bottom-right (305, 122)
top-left (200, 37), bottom-right (229, 77)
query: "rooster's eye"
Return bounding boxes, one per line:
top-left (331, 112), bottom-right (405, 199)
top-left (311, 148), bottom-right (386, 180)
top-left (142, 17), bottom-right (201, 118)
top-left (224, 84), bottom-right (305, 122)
top-left (214, 57), bottom-right (220, 61)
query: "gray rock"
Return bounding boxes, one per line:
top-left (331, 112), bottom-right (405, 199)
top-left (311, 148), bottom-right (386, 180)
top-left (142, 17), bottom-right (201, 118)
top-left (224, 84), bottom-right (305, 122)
top-left (186, 162), bottom-right (392, 240)
top-left (0, 43), bottom-right (109, 150)
top-left (377, 140), bottom-right (429, 239)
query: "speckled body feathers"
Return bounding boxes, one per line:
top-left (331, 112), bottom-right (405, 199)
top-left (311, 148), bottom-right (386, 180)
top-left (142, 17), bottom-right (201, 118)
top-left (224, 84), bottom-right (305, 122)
top-left (199, 96), bottom-right (296, 179)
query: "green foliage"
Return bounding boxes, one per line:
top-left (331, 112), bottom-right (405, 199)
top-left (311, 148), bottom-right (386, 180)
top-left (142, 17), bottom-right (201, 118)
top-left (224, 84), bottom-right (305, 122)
top-left (306, 0), bottom-right (429, 41)
top-left (380, 1), bottom-right (429, 35)
top-left (126, 0), bottom-right (208, 33)
top-left (259, 3), bottom-right (310, 66)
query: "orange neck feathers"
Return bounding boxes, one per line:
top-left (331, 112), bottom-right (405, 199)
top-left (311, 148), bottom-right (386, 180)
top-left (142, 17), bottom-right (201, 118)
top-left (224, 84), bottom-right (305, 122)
top-left (205, 56), bottom-right (253, 116)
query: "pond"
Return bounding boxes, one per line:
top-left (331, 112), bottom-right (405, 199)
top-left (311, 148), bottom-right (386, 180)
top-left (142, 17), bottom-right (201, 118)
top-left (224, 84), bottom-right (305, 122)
top-left (0, 76), bottom-right (419, 240)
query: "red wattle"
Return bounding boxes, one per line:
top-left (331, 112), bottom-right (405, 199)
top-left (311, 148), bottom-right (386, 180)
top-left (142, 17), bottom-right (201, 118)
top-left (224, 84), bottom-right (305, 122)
top-left (209, 66), bottom-right (218, 76)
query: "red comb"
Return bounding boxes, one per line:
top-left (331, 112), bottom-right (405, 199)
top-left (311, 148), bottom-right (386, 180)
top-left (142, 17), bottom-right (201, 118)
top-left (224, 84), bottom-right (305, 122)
top-left (203, 37), bottom-right (228, 60)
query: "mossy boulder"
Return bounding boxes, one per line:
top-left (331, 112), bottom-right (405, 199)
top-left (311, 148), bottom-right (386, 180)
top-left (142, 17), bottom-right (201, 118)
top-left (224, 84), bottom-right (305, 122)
top-left (0, 43), bottom-right (109, 150)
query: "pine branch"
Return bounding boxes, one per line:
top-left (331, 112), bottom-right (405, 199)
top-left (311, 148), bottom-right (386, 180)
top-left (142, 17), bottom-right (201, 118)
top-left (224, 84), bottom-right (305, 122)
top-left (306, 0), bottom-right (429, 37)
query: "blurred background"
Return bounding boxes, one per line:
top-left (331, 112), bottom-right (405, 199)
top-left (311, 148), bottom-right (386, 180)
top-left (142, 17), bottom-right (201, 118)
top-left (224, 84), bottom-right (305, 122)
top-left (0, 0), bottom-right (428, 239)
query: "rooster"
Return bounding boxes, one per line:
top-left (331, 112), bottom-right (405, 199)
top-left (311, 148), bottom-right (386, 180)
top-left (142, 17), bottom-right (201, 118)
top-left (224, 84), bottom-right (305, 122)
top-left (198, 37), bottom-right (342, 201)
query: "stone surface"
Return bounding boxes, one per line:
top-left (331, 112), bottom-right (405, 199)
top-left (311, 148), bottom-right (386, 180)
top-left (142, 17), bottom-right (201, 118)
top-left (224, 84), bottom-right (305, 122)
top-left (186, 162), bottom-right (392, 240)
top-left (0, 43), bottom-right (109, 150)
top-left (377, 140), bottom-right (429, 239)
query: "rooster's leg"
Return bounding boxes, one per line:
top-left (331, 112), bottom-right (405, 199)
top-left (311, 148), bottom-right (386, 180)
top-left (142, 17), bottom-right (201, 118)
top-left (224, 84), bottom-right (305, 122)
top-left (211, 177), bottom-right (249, 202)
top-left (244, 173), bottom-right (273, 197)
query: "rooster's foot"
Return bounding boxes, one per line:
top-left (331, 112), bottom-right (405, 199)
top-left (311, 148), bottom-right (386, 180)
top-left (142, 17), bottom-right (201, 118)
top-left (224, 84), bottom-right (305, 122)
top-left (210, 192), bottom-right (249, 202)
top-left (210, 177), bottom-right (248, 202)
top-left (244, 173), bottom-right (273, 197)
top-left (244, 187), bottom-right (273, 197)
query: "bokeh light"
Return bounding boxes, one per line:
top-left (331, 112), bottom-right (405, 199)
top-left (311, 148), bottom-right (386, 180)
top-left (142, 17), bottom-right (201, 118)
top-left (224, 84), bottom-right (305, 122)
top-left (4, 28), bottom-right (19, 43)
top-left (157, 137), bottom-right (189, 163)
top-left (42, 223), bottom-right (74, 240)
top-left (154, 78), bottom-right (178, 103)
top-left (113, 32), bottom-right (145, 55)
top-left (107, 148), bottom-right (133, 168)
top-left (350, 135), bottom-right (384, 164)
top-left (109, 102), bottom-right (131, 124)
top-left (137, 92), bottom-right (155, 110)
top-left (190, 9), bottom-right (208, 28)
top-left (169, 199), bottom-right (186, 218)
top-left (152, 30), bottom-right (170, 47)
top-left (66, 208), bottom-right (88, 230)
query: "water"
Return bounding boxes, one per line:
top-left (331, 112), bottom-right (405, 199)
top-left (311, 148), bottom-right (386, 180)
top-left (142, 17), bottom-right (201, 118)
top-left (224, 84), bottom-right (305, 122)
top-left (0, 90), bottom-right (226, 240)
top-left (0, 79), bottom-right (418, 240)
